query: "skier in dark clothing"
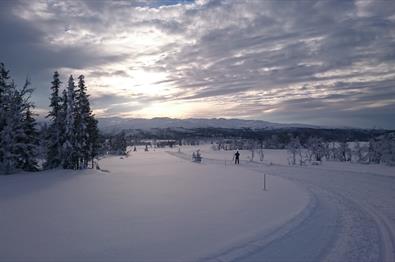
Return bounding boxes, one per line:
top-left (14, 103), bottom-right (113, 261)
top-left (234, 151), bottom-right (240, 164)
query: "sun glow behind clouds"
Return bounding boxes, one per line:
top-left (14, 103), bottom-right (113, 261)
top-left (87, 68), bottom-right (187, 118)
top-left (3, 0), bottom-right (395, 128)
top-left (97, 70), bottom-right (175, 96)
top-left (131, 99), bottom-right (239, 119)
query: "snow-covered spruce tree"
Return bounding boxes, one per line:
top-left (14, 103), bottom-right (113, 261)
top-left (45, 71), bottom-right (63, 169)
top-left (75, 75), bottom-right (100, 168)
top-left (87, 115), bottom-right (100, 168)
top-left (0, 63), bottom-right (38, 174)
top-left (73, 76), bottom-right (84, 169)
top-left (0, 63), bottom-right (12, 165)
top-left (75, 75), bottom-right (89, 168)
top-left (38, 122), bottom-right (49, 162)
top-left (15, 81), bottom-right (39, 172)
top-left (19, 105), bottom-right (39, 171)
top-left (0, 80), bottom-right (20, 174)
top-left (59, 89), bottom-right (68, 166)
top-left (62, 75), bottom-right (77, 169)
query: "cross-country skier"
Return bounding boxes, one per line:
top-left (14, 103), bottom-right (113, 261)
top-left (234, 151), bottom-right (240, 164)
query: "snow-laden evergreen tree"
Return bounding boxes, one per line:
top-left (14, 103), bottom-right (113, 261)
top-left (0, 63), bottom-right (38, 174)
top-left (87, 115), bottom-right (100, 167)
top-left (45, 71), bottom-right (63, 168)
top-left (38, 122), bottom-right (49, 162)
top-left (0, 79), bottom-right (22, 174)
top-left (12, 83), bottom-right (32, 170)
top-left (0, 63), bottom-right (16, 167)
top-left (59, 89), bottom-right (68, 166)
top-left (73, 75), bottom-right (100, 168)
top-left (0, 63), bottom-right (11, 165)
top-left (19, 105), bottom-right (39, 171)
top-left (62, 75), bottom-right (77, 169)
top-left (75, 75), bottom-right (89, 168)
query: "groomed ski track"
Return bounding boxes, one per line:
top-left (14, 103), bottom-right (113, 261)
top-left (168, 151), bottom-right (395, 262)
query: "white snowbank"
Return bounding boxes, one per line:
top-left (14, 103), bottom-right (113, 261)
top-left (0, 149), bottom-right (309, 261)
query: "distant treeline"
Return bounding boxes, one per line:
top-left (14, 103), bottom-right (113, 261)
top-left (101, 126), bottom-right (394, 165)
top-left (104, 127), bottom-right (394, 146)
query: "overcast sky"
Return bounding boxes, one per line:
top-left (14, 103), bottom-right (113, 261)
top-left (1, 0), bottom-right (394, 128)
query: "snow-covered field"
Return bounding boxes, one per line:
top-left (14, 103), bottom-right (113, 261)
top-left (1, 145), bottom-right (395, 261)
top-left (0, 147), bottom-right (308, 261)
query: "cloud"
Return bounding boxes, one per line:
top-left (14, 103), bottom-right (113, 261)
top-left (0, 0), bottom-right (394, 128)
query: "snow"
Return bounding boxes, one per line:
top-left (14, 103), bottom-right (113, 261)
top-left (0, 147), bottom-right (309, 261)
top-left (1, 145), bottom-right (394, 261)
top-left (179, 146), bottom-right (395, 262)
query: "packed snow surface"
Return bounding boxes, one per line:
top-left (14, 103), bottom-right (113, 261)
top-left (182, 146), bottom-right (395, 262)
top-left (0, 147), bottom-right (309, 261)
top-left (1, 145), bottom-right (395, 261)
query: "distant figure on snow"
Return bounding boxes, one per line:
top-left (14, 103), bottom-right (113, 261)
top-left (192, 150), bottom-right (202, 163)
top-left (234, 151), bottom-right (240, 164)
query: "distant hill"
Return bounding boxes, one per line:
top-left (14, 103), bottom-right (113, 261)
top-left (97, 117), bottom-right (321, 134)
top-left (96, 117), bottom-right (395, 143)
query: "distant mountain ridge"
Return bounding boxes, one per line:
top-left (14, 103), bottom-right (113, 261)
top-left (97, 117), bottom-right (321, 133)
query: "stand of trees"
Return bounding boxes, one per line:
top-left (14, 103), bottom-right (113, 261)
top-left (46, 72), bottom-right (100, 170)
top-left (102, 131), bottom-right (128, 155)
top-left (0, 62), bottom-right (100, 174)
top-left (208, 133), bottom-right (395, 166)
top-left (285, 134), bottom-right (395, 166)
